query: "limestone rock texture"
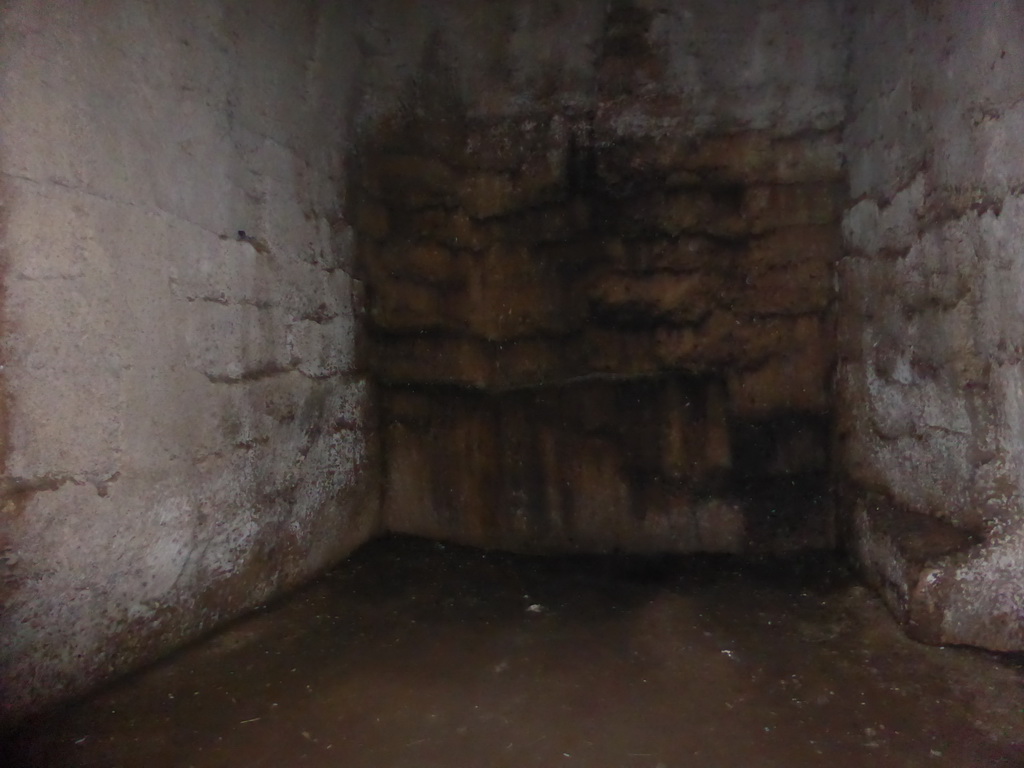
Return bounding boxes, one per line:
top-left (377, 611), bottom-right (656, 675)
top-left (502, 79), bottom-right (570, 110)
top-left (840, 1), bottom-right (1024, 650)
top-left (0, 0), bottom-right (381, 720)
top-left (4, 0), bottom-right (1024, 727)
top-left (354, 0), bottom-right (847, 556)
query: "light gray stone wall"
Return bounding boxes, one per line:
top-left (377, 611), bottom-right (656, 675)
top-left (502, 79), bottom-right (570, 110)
top-left (0, 0), bottom-right (379, 720)
top-left (841, 0), bottom-right (1024, 650)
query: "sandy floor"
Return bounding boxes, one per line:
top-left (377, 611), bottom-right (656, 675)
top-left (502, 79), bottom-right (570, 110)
top-left (3, 536), bottom-right (1023, 767)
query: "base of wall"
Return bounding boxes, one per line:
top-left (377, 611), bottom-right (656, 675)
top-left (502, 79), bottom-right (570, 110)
top-left (382, 379), bottom-right (834, 555)
top-left (846, 488), bottom-right (1024, 651)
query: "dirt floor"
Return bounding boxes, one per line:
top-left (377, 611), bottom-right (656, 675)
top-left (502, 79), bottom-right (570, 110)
top-left (2, 535), bottom-right (1023, 767)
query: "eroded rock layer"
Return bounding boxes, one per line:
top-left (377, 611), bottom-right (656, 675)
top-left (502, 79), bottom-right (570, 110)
top-left (357, 105), bottom-right (843, 552)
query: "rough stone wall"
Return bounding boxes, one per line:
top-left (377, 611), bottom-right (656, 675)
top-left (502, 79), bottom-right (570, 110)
top-left (6, 0), bottom-right (1019, 725)
top-left (0, 0), bottom-right (379, 720)
top-left (356, 0), bottom-right (848, 553)
top-left (841, 1), bottom-right (1024, 650)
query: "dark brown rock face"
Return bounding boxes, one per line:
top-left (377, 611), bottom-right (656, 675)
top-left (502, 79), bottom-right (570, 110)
top-left (352, 3), bottom-right (844, 554)
top-left (380, 381), bottom-right (832, 553)
top-left (354, 109), bottom-right (842, 553)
